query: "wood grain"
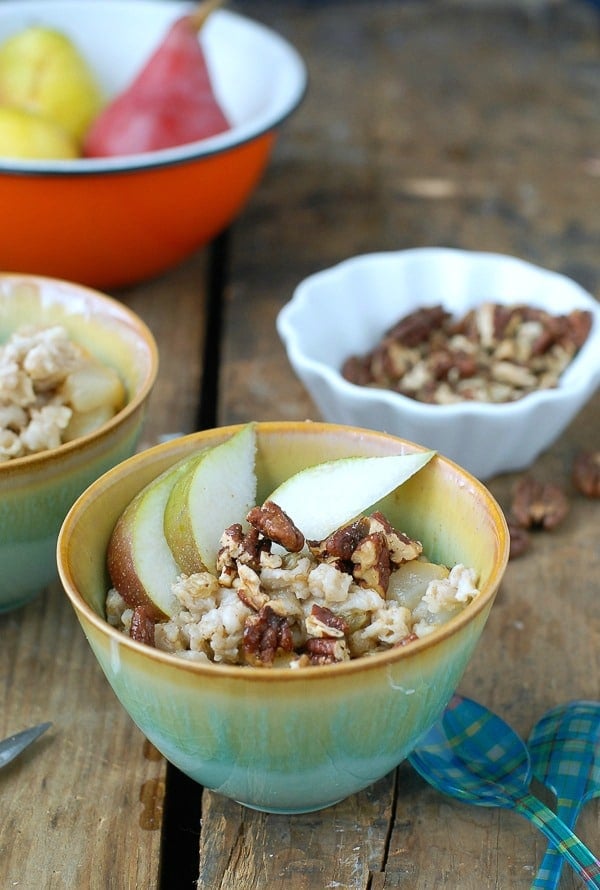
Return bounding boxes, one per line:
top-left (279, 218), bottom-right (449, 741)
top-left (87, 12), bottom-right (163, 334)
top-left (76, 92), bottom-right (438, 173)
top-left (205, 1), bottom-right (599, 887)
top-left (1, 2), bottom-right (598, 887)
top-left (0, 252), bottom-right (209, 888)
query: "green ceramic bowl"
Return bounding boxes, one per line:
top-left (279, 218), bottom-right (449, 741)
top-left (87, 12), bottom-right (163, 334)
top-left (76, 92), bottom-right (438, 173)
top-left (0, 274), bottom-right (158, 612)
top-left (57, 421), bottom-right (509, 814)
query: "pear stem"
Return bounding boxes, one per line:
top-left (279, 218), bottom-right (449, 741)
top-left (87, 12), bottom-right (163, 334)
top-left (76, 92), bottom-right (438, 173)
top-left (188, 0), bottom-right (226, 32)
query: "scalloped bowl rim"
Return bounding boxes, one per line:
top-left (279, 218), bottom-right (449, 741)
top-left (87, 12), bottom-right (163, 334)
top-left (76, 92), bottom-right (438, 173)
top-left (0, 273), bottom-right (159, 472)
top-left (277, 248), bottom-right (600, 420)
top-left (57, 421), bottom-right (509, 683)
top-left (0, 0), bottom-right (308, 174)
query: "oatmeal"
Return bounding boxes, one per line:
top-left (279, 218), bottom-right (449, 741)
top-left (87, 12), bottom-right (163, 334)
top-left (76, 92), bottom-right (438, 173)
top-left (107, 502), bottom-right (480, 668)
top-left (341, 303), bottom-right (592, 405)
top-left (0, 324), bottom-right (125, 461)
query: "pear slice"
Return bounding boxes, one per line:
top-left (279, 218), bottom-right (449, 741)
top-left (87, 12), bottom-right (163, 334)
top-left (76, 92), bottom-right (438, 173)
top-left (164, 424), bottom-right (257, 575)
top-left (266, 450), bottom-right (435, 541)
top-left (107, 456), bottom-right (192, 620)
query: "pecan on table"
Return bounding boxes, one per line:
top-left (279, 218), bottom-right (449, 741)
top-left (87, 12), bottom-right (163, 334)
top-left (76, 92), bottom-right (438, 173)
top-left (507, 519), bottom-right (531, 560)
top-left (510, 476), bottom-right (570, 531)
top-left (572, 450), bottom-right (600, 499)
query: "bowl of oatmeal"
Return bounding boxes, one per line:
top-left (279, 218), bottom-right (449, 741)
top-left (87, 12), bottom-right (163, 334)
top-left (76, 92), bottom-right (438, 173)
top-left (0, 274), bottom-right (158, 612)
top-left (57, 421), bottom-right (509, 813)
top-left (277, 248), bottom-right (600, 479)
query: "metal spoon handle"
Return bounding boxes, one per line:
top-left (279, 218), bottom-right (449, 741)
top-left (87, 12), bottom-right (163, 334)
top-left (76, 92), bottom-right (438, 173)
top-left (531, 799), bottom-right (584, 890)
top-left (514, 793), bottom-right (600, 889)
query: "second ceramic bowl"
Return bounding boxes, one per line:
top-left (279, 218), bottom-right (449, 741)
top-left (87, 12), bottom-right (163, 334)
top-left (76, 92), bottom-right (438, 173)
top-left (0, 274), bottom-right (158, 611)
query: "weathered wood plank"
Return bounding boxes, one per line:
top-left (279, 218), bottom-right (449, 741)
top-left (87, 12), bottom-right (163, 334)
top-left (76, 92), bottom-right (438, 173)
top-left (0, 251), bottom-right (209, 888)
top-left (198, 774), bottom-right (395, 889)
top-left (205, 1), bottom-right (599, 887)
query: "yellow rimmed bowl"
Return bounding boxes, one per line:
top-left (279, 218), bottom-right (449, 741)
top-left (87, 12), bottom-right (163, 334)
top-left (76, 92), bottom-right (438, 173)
top-left (58, 421), bottom-right (508, 813)
top-left (0, 274), bottom-right (158, 612)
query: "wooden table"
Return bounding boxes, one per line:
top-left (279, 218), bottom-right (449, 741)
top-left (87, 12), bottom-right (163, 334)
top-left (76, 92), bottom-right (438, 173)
top-left (1, 2), bottom-right (598, 887)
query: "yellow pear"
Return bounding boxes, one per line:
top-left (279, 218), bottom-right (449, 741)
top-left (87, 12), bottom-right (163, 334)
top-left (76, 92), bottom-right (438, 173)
top-left (0, 26), bottom-right (103, 145)
top-left (0, 105), bottom-right (78, 159)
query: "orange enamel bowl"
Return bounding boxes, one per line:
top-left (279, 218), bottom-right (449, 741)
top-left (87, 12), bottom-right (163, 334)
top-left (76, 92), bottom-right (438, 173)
top-left (0, 1), bottom-right (307, 289)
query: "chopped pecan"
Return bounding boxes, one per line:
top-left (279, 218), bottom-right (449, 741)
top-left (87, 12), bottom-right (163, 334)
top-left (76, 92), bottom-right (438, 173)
top-left (303, 637), bottom-right (350, 665)
top-left (511, 476), bottom-right (570, 531)
top-left (236, 564), bottom-right (269, 611)
top-left (216, 523), bottom-right (270, 581)
top-left (130, 606), bottom-right (156, 647)
top-left (247, 501), bottom-right (305, 552)
top-left (564, 309), bottom-right (593, 350)
top-left (307, 517), bottom-right (370, 571)
top-left (339, 302), bottom-right (591, 406)
top-left (351, 531), bottom-right (391, 596)
top-left (572, 450), bottom-right (600, 499)
top-left (305, 604), bottom-right (349, 639)
top-left (243, 604), bottom-right (294, 666)
top-left (368, 512), bottom-right (422, 566)
top-left (341, 354), bottom-right (373, 386)
top-left (385, 305), bottom-right (450, 347)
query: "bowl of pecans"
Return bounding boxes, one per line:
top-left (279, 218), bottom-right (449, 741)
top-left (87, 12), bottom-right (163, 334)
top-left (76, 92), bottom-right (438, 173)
top-left (277, 248), bottom-right (600, 479)
top-left (0, 274), bottom-right (158, 612)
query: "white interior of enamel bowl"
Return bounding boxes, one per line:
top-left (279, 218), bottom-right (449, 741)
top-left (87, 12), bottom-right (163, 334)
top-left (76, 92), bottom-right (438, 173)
top-left (0, 0), bottom-right (307, 172)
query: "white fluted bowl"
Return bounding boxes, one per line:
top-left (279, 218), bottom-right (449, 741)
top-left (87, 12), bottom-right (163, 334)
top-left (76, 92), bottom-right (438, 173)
top-left (277, 248), bottom-right (600, 479)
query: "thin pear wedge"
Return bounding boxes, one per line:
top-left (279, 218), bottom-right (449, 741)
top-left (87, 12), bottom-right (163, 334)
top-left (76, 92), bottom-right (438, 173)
top-left (266, 450), bottom-right (435, 541)
top-left (107, 456), bottom-right (192, 620)
top-left (164, 424), bottom-right (257, 574)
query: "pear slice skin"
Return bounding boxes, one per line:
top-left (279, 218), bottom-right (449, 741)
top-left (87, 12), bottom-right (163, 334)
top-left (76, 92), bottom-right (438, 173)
top-left (164, 424), bottom-right (257, 575)
top-left (107, 456), bottom-right (192, 620)
top-left (266, 450), bottom-right (435, 541)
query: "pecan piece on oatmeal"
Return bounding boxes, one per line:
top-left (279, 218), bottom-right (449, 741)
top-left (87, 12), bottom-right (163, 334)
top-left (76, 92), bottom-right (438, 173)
top-left (303, 637), bottom-right (350, 665)
top-left (216, 524), bottom-right (271, 583)
top-left (351, 531), bottom-right (391, 596)
top-left (367, 511), bottom-right (422, 566)
top-left (510, 476), bottom-right (570, 531)
top-left (572, 450), bottom-right (600, 499)
top-left (305, 604), bottom-right (349, 639)
top-left (243, 604), bottom-right (294, 666)
top-left (247, 501), bottom-right (305, 552)
top-left (130, 606), bottom-right (156, 647)
top-left (236, 563), bottom-right (269, 611)
top-left (307, 517), bottom-right (370, 572)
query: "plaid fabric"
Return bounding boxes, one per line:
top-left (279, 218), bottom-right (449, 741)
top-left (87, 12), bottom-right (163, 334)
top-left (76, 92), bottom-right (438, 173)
top-left (528, 701), bottom-right (600, 889)
top-left (408, 694), bottom-right (600, 888)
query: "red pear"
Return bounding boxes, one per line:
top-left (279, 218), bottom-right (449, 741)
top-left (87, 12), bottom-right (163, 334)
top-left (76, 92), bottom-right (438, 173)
top-left (84, 0), bottom-right (229, 157)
